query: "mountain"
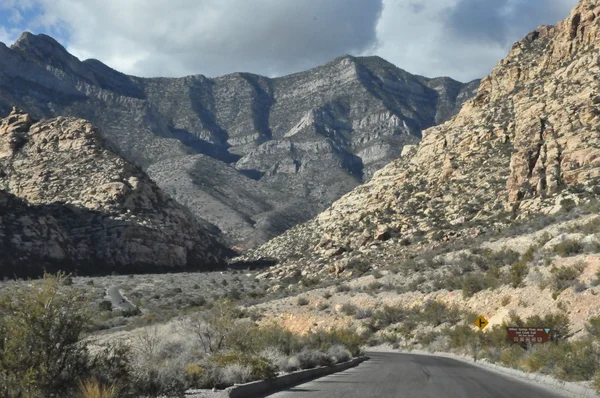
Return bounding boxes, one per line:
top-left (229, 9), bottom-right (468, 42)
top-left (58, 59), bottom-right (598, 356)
top-left (246, 0), bottom-right (600, 276)
top-left (0, 108), bottom-right (229, 277)
top-left (0, 34), bottom-right (478, 247)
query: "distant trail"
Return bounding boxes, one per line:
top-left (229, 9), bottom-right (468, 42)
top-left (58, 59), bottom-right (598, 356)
top-left (106, 286), bottom-right (136, 311)
top-left (265, 352), bottom-right (567, 398)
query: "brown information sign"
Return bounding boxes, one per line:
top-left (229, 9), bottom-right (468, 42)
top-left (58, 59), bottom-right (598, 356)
top-left (506, 327), bottom-right (551, 344)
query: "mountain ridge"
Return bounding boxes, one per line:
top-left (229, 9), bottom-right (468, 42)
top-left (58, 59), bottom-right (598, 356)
top-left (0, 32), bottom-right (478, 247)
top-left (246, 0), bottom-right (600, 278)
top-left (0, 107), bottom-right (229, 277)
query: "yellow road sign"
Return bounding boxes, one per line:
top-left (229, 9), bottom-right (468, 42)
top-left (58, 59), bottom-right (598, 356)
top-left (474, 315), bottom-right (489, 330)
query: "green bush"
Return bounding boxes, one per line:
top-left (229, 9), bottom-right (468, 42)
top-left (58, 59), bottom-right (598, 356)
top-left (509, 260), bottom-right (529, 288)
top-left (420, 301), bottom-right (461, 326)
top-left (340, 303), bottom-right (358, 316)
top-left (553, 239), bottom-right (584, 257)
top-left (0, 273), bottom-right (90, 398)
top-left (297, 296), bottom-right (309, 306)
top-left (99, 300), bottom-right (113, 312)
top-left (551, 264), bottom-right (584, 292)
top-left (365, 305), bottom-right (406, 331)
top-left (462, 273), bottom-right (498, 298)
top-left (294, 349), bottom-right (333, 369)
top-left (586, 316), bottom-right (600, 339)
top-left (210, 352), bottom-right (276, 382)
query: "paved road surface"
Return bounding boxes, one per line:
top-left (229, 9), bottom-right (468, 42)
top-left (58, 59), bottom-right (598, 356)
top-left (265, 352), bottom-right (566, 398)
top-left (106, 286), bottom-right (136, 311)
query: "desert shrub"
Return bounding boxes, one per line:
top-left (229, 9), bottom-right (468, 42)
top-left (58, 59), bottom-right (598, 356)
top-left (300, 277), bottom-right (320, 288)
top-left (99, 300), bottom-right (113, 311)
top-left (367, 281), bottom-right (384, 291)
top-left (0, 273), bottom-right (90, 398)
top-left (365, 305), bottom-right (406, 331)
top-left (553, 239), bottom-right (584, 257)
top-left (297, 296), bottom-right (309, 306)
top-left (420, 301), bottom-right (461, 326)
top-left (474, 247), bottom-right (520, 269)
top-left (341, 303), bottom-right (358, 316)
top-left (260, 347), bottom-right (292, 372)
top-left (347, 258), bottom-right (371, 275)
top-left (335, 284), bottom-right (351, 293)
top-left (594, 370), bottom-right (600, 394)
top-left (211, 353), bottom-right (276, 382)
top-left (586, 316), bottom-right (600, 339)
top-left (574, 282), bottom-right (588, 292)
top-left (300, 328), bottom-right (363, 357)
top-left (499, 344), bottom-right (526, 367)
top-left (185, 300), bottom-right (241, 354)
top-left (184, 363), bottom-right (204, 387)
top-left (253, 324), bottom-right (299, 356)
top-left (189, 295), bottom-right (207, 307)
top-left (444, 324), bottom-right (478, 350)
top-left (551, 264), bottom-right (584, 292)
top-left (462, 273), bottom-right (498, 298)
top-left (509, 260), bottom-right (529, 288)
top-left (87, 342), bottom-right (134, 396)
top-left (354, 307), bottom-right (373, 320)
top-left (551, 340), bottom-right (600, 381)
top-left (220, 364), bottom-right (253, 386)
top-left (295, 348), bottom-right (333, 369)
top-left (327, 345), bottom-right (351, 363)
top-left (130, 358), bottom-right (188, 397)
top-left (328, 328), bottom-right (363, 357)
top-left (78, 378), bottom-right (120, 398)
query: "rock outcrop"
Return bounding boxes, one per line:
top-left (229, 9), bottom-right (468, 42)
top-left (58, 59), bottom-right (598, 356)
top-left (0, 108), bottom-right (229, 277)
top-left (247, 0), bottom-right (600, 277)
top-left (0, 35), bottom-right (478, 247)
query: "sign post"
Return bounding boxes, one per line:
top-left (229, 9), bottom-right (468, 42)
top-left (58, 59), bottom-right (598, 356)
top-left (506, 327), bottom-right (551, 347)
top-left (474, 315), bottom-right (489, 331)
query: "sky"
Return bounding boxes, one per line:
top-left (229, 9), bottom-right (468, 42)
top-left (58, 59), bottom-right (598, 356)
top-left (0, 0), bottom-right (579, 82)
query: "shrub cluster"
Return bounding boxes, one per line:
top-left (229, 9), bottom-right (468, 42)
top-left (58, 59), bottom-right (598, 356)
top-left (0, 275), bottom-right (364, 397)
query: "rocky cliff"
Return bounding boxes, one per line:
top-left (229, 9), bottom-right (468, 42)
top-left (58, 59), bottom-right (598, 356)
top-left (0, 35), bottom-right (478, 247)
top-left (0, 108), bottom-right (229, 277)
top-left (247, 0), bottom-right (600, 277)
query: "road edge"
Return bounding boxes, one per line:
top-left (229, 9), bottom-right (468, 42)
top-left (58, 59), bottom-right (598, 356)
top-left (382, 348), bottom-right (598, 398)
top-left (211, 356), bottom-right (368, 398)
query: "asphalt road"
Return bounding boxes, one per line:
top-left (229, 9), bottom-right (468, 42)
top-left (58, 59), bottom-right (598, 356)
top-left (106, 286), bottom-right (136, 311)
top-left (265, 352), bottom-right (567, 398)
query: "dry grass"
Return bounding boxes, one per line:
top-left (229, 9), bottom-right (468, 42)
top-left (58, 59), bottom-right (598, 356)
top-left (78, 378), bottom-right (120, 398)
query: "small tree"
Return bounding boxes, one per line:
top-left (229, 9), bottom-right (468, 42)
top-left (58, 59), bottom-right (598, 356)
top-left (0, 273), bottom-right (90, 397)
top-left (186, 300), bottom-right (240, 354)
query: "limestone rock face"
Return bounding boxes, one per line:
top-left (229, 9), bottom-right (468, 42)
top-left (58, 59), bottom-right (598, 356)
top-left (0, 108), bottom-right (229, 277)
top-left (0, 34), bottom-right (478, 247)
top-left (246, 0), bottom-right (600, 275)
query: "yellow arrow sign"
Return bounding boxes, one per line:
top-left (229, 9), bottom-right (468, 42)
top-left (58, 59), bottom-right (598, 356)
top-left (474, 315), bottom-right (489, 330)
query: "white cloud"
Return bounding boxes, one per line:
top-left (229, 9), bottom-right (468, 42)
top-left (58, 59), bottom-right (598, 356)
top-left (375, 0), bottom-right (578, 81)
top-left (0, 25), bottom-right (21, 45)
top-left (3, 0), bottom-right (580, 81)
top-left (28, 0), bottom-right (382, 78)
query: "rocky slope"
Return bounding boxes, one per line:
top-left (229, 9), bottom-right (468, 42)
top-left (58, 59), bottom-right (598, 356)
top-left (0, 35), bottom-right (478, 246)
top-left (248, 0), bottom-right (600, 277)
top-left (0, 108), bottom-right (229, 277)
